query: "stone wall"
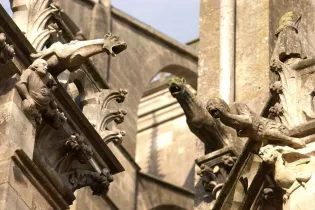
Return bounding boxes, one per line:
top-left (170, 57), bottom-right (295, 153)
top-left (136, 88), bottom-right (196, 191)
top-left (136, 172), bottom-right (194, 210)
top-left (59, 0), bottom-right (198, 157)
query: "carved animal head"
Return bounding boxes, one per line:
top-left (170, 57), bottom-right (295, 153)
top-left (206, 97), bottom-right (230, 118)
top-left (102, 32), bottom-right (127, 57)
top-left (276, 11), bottom-right (301, 36)
top-left (168, 77), bottom-right (187, 97)
top-left (258, 145), bottom-right (308, 165)
top-left (259, 145), bottom-right (280, 164)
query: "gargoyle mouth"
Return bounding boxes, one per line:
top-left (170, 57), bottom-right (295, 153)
top-left (209, 109), bottom-right (220, 118)
top-left (168, 83), bottom-right (182, 96)
top-left (111, 43), bottom-right (127, 57)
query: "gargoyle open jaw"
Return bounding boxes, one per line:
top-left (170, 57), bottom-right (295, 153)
top-left (110, 43), bottom-right (127, 57)
top-left (207, 107), bottom-right (220, 118)
top-left (168, 83), bottom-right (183, 96)
top-left (102, 34), bottom-right (127, 57)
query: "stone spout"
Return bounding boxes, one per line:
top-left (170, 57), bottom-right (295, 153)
top-left (30, 32), bottom-right (127, 76)
top-left (168, 77), bottom-right (226, 153)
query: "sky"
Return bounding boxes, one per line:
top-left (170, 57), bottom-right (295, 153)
top-left (1, 0), bottom-right (199, 43)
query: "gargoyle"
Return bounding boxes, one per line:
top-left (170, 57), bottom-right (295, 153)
top-left (15, 58), bottom-right (66, 128)
top-left (206, 98), bottom-right (308, 150)
top-left (30, 32), bottom-right (127, 76)
top-left (168, 77), bottom-right (226, 152)
top-left (259, 145), bottom-right (314, 205)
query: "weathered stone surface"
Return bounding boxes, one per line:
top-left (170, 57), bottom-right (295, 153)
top-left (136, 87), bottom-right (196, 191)
top-left (136, 172), bottom-right (194, 210)
top-left (0, 101), bottom-right (35, 159)
top-left (0, 183), bottom-right (18, 210)
top-left (107, 142), bottom-right (137, 210)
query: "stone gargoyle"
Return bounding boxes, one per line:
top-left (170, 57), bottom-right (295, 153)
top-left (206, 98), bottom-right (311, 151)
top-left (168, 77), bottom-right (226, 152)
top-left (15, 58), bottom-right (66, 128)
top-left (30, 32), bottom-right (127, 76)
top-left (259, 145), bottom-right (315, 207)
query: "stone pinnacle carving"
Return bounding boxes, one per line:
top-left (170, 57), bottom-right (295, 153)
top-left (15, 59), bottom-right (66, 128)
top-left (206, 97), bottom-right (311, 151)
top-left (10, 1), bottom-right (62, 51)
top-left (270, 11), bottom-right (315, 127)
top-left (168, 77), bottom-right (226, 153)
top-left (0, 33), bottom-right (15, 64)
top-left (30, 32), bottom-right (127, 76)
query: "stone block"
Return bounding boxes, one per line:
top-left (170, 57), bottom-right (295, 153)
top-left (0, 183), bottom-right (18, 210)
top-left (0, 101), bottom-right (35, 159)
top-left (16, 198), bottom-right (30, 210)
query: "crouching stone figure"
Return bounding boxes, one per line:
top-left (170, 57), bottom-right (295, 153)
top-left (259, 145), bottom-right (315, 209)
top-left (16, 59), bottom-right (66, 128)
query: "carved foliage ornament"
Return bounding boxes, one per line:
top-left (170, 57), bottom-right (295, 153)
top-left (10, 0), bottom-right (62, 51)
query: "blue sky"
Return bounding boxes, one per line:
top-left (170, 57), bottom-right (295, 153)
top-left (1, 0), bottom-right (199, 43)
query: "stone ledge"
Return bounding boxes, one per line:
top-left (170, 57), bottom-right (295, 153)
top-left (12, 150), bottom-right (69, 210)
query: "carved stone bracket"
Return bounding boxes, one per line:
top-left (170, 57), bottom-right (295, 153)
top-left (100, 109), bottom-right (127, 131)
top-left (101, 89), bottom-right (128, 109)
top-left (82, 89), bottom-right (129, 147)
top-left (101, 130), bottom-right (126, 146)
top-left (34, 129), bottom-right (114, 201)
top-left (196, 147), bottom-right (237, 199)
top-left (0, 33), bottom-right (15, 64)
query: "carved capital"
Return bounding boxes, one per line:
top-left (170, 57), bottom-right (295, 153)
top-left (68, 168), bottom-right (113, 195)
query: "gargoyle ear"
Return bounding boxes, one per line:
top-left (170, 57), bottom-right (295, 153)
top-left (181, 78), bottom-right (186, 83)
